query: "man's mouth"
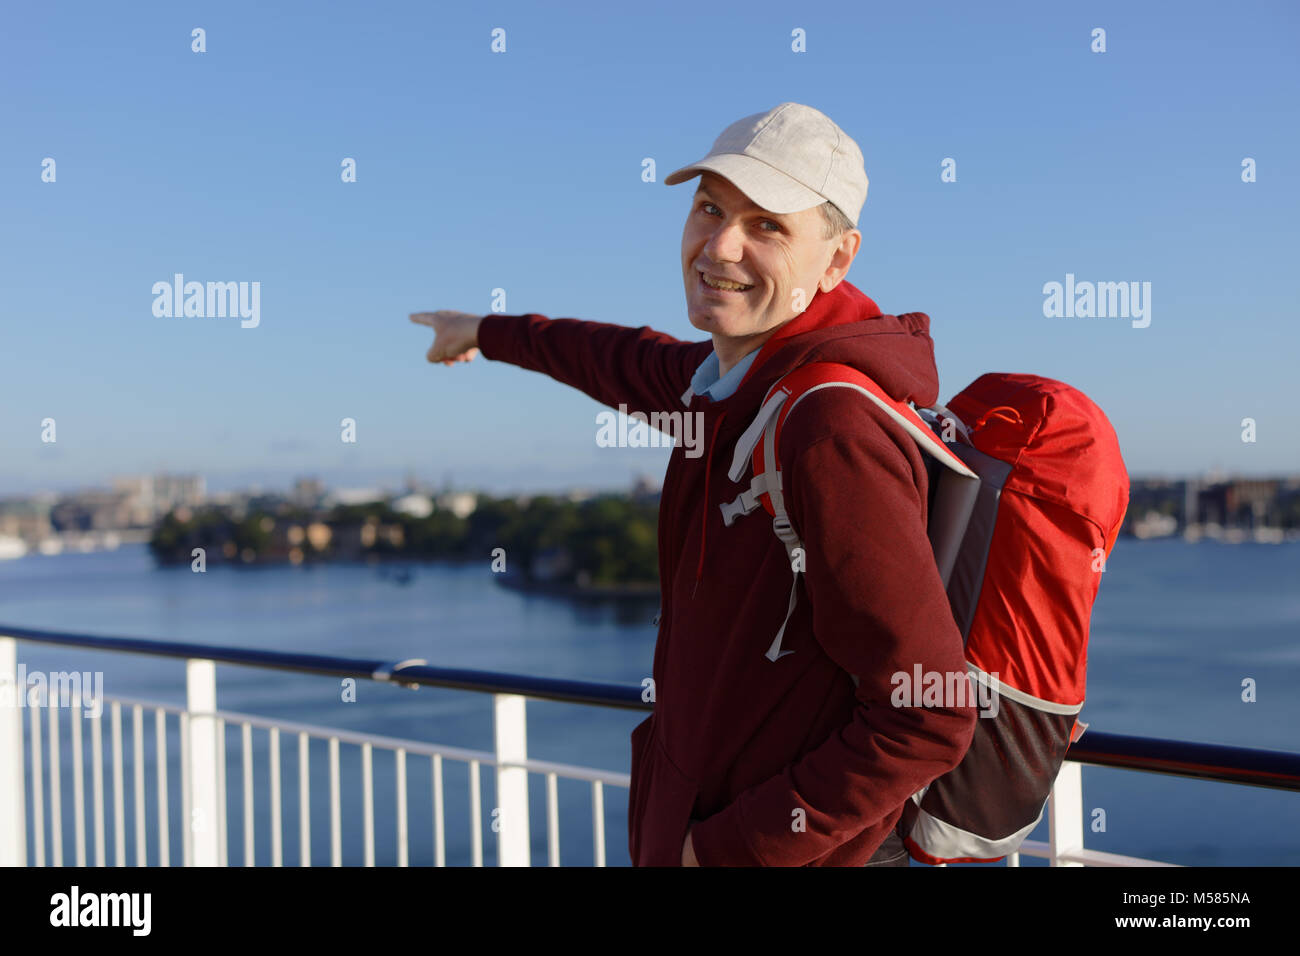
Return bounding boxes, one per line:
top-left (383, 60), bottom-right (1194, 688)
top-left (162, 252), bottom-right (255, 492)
top-left (699, 271), bottom-right (754, 293)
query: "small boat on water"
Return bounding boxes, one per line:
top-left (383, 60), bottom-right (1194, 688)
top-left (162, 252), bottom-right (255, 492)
top-left (0, 535), bottom-right (28, 560)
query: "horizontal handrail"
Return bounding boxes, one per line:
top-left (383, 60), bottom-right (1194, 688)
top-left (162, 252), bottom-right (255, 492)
top-left (0, 624), bottom-right (647, 711)
top-left (1065, 729), bottom-right (1300, 792)
top-left (5, 624), bottom-right (1300, 792)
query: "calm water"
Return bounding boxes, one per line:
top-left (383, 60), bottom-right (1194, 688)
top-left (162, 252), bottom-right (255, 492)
top-left (1, 539), bottom-right (1297, 866)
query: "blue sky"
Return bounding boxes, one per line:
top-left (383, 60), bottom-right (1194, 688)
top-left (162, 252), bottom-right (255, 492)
top-left (2, 0), bottom-right (1297, 496)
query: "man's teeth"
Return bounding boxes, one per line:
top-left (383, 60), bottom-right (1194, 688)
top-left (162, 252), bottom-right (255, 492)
top-left (702, 273), bottom-right (752, 291)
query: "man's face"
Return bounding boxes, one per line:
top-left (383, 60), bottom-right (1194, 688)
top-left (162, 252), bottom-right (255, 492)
top-left (681, 171), bottom-right (857, 345)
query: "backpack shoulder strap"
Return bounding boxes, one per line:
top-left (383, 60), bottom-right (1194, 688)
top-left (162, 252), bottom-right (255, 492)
top-left (720, 362), bottom-right (976, 529)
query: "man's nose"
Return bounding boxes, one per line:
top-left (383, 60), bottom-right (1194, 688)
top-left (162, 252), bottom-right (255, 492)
top-left (703, 220), bottom-right (745, 262)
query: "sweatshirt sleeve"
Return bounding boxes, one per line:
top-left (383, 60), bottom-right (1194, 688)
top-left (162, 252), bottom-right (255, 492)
top-left (477, 313), bottom-right (713, 417)
top-left (688, 391), bottom-right (978, 867)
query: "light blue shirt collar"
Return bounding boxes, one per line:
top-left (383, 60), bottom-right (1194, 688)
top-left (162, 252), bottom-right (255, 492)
top-left (690, 348), bottom-right (760, 402)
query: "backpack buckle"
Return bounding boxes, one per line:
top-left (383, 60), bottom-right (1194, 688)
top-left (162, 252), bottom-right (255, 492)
top-left (719, 472), bottom-right (781, 527)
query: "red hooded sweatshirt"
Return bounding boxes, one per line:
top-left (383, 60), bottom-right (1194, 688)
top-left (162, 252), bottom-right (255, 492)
top-left (477, 280), bottom-right (977, 866)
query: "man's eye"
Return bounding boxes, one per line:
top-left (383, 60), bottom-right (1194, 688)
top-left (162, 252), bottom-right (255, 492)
top-left (697, 202), bottom-right (778, 232)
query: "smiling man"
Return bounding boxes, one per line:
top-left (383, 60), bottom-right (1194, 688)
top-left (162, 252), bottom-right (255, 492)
top-left (685, 169), bottom-right (856, 378)
top-left (412, 102), bottom-right (976, 867)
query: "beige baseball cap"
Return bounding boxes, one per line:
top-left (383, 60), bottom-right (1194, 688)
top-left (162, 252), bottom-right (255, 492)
top-left (664, 102), bottom-right (868, 228)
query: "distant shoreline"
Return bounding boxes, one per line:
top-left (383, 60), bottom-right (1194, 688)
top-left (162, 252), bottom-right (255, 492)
top-left (493, 573), bottom-right (659, 601)
top-left (138, 549), bottom-right (664, 600)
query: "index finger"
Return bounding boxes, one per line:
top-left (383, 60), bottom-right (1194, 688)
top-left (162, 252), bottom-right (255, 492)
top-left (409, 313), bottom-right (438, 327)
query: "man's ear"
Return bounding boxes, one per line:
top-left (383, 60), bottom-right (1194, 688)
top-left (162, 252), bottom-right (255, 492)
top-left (819, 230), bottom-right (862, 292)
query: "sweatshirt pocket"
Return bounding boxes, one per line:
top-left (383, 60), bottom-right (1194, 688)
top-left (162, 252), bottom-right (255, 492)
top-left (635, 737), bottom-right (700, 867)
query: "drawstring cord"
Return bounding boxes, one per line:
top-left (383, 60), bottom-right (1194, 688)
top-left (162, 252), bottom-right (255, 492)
top-left (971, 405), bottom-right (1022, 431)
top-left (693, 410), bottom-right (728, 598)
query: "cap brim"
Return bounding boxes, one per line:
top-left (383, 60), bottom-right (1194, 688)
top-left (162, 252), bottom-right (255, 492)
top-left (663, 153), bottom-right (826, 215)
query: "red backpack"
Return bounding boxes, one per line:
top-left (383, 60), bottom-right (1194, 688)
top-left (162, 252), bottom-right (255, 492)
top-left (720, 355), bottom-right (1130, 864)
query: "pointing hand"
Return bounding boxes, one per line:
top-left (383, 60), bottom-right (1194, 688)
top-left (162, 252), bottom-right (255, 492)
top-left (410, 310), bottom-right (484, 366)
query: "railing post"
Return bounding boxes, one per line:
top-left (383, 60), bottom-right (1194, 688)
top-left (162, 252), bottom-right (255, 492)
top-left (1048, 760), bottom-right (1085, 866)
top-left (0, 636), bottom-right (26, 866)
top-left (493, 693), bottom-right (531, 867)
top-left (187, 659), bottom-right (220, 866)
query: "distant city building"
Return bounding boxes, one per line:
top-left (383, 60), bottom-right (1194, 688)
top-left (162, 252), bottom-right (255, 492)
top-left (632, 474), bottom-right (662, 500)
top-left (154, 473), bottom-right (205, 508)
top-left (109, 473), bottom-right (205, 526)
top-left (306, 522), bottom-right (332, 551)
top-left (0, 498), bottom-right (52, 543)
top-left (393, 493), bottom-right (434, 518)
top-left (291, 477), bottom-right (325, 509)
top-left (51, 488), bottom-right (135, 531)
top-left (437, 492), bottom-right (477, 519)
top-left (324, 487), bottom-right (386, 507)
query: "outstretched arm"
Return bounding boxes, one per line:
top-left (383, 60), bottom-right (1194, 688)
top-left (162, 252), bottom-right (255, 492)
top-left (411, 309), bottom-right (711, 417)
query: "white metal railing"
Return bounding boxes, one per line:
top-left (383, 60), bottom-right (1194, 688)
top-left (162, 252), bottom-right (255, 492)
top-left (8, 690), bottom-right (626, 868)
top-left (4, 631), bottom-right (1295, 867)
top-left (1, 638), bottom-right (627, 867)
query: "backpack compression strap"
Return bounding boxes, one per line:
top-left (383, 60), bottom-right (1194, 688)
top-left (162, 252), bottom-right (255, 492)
top-left (719, 362), bottom-right (978, 662)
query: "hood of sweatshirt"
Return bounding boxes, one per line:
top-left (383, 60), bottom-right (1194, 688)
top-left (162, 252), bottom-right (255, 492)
top-left (693, 278), bottom-right (941, 413)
